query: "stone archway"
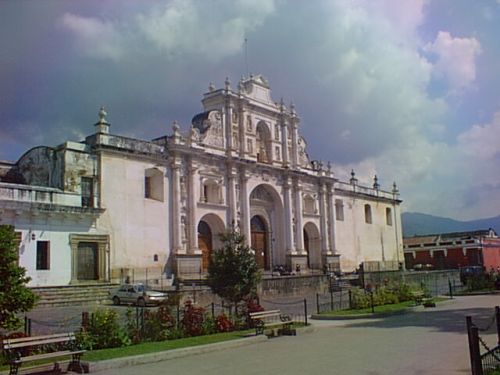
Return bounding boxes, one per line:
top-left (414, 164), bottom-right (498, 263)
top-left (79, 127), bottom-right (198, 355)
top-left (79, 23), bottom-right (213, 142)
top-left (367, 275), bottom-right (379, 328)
top-left (304, 222), bottom-right (321, 270)
top-left (249, 184), bottom-right (284, 270)
top-left (198, 214), bottom-right (225, 271)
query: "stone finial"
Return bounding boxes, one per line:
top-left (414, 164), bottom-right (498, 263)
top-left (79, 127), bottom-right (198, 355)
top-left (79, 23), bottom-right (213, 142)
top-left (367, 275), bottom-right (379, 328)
top-left (290, 101), bottom-right (296, 115)
top-left (280, 97), bottom-right (286, 112)
top-left (392, 181), bottom-right (399, 195)
top-left (208, 82), bottom-right (215, 92)
top-left (373, 175), bottom-right (380, 190)
top-left (224, 77), bottom-right (231, 91)
top-left (94, 106), bottom-right (110, 134)
top-left (350, 169), bottom-right (358, 185)
top-left (327, 161), bottom-right (332, 174)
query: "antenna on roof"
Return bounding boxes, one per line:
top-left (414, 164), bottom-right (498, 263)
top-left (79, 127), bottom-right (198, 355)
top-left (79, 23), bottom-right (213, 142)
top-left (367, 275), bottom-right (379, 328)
top-left (244, 37), bottom-right (249, 77)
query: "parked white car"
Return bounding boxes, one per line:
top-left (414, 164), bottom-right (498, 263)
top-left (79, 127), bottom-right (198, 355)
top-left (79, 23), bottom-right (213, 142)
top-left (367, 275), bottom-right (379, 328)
top-left (109, 283), bottom-right (167, 306)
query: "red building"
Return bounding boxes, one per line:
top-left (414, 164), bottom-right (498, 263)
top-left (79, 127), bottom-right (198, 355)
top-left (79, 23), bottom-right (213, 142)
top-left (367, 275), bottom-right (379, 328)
top-left (404, 229), bottom-right (500, 271)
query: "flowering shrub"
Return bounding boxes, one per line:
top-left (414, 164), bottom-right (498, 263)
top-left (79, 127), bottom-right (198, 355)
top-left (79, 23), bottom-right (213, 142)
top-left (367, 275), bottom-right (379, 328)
top-left (181, 300), bottom-right (205, 336)
top-left (78, 308), bottom-right (130, 350)
top-left (142, 305), bottom-right (176, 342)
top-left (215, 314), bottom-right (234, 332)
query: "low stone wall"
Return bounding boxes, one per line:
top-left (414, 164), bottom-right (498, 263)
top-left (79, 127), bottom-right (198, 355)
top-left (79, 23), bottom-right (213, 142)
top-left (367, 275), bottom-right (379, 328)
top-left (362, 269), bottom-right (461, 295)
top-left (260, 274), bottom-right (329, 297)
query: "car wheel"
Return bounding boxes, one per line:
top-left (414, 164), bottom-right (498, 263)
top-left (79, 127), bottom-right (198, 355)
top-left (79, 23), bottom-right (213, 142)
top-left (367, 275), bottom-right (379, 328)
top-left (112, 296), bottom-right (120, 305)
top-left (137, 298), bottom-right (146, 307)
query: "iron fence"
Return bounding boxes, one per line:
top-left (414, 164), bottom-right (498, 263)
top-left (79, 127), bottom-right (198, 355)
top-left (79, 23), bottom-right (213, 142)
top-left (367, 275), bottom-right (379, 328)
top-left (467, 306), bottom-right (500, 375)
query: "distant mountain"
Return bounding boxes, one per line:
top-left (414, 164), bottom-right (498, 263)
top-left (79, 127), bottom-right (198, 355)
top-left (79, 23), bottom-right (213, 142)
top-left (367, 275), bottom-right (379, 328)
top-left (402, 212), bottom-right (500, 237)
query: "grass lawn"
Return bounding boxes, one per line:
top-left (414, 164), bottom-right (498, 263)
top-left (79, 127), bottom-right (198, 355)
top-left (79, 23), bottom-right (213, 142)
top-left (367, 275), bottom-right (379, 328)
top-left (319, 297), bottom-right (448, 317)
top-left (0, 329), bottom-right (254, 371)
top-left (84, 330), bottom-right (254, 361)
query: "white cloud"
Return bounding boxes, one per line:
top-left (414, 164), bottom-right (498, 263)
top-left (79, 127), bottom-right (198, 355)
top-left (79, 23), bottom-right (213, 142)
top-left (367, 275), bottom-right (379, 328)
top-left (61, 0), bottom-right (276, 63)
top-left (425, 31), bottom-right (482, 92)
top-left (458, 112), bottom-right (500, 159)
top-left (60, 13), bottom-right (126, 61)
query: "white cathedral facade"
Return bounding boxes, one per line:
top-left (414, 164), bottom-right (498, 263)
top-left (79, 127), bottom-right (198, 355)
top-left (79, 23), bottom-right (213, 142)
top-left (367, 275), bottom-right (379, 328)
top-left (0, 75), bottom-right (403, 287)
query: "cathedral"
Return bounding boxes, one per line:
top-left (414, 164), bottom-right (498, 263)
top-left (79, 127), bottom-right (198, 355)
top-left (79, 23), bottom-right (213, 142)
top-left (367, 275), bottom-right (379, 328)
top-left (0, 75), bottom-right (403, 286)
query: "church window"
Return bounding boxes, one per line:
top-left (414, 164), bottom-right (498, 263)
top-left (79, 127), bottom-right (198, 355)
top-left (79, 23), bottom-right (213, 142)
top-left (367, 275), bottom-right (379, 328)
top-left (365, 204), bottom-right (372, 224)
top-left (81, 177), bottom-right (94, 208)
top-left (145, 168), bottom-right (164, 201)
top-left (335, 199), bottom-right (344, 221)
top-left (36, 241), bottom-right (50, 270)
top-left (386, 207), bottom-right (393, 226)
top-left (256, 122), bottom-right (271, 163)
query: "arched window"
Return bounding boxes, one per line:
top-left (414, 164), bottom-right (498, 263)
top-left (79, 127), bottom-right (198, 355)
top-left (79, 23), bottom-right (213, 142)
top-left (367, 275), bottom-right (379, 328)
top-left (386, 207), bottom-right (393, 226)
top-left (144, 168), bottom-right (164, 201)
top-left (364, 204), bottom-right (372, 224)
top-left (335, 199), bottom-right (344, 221)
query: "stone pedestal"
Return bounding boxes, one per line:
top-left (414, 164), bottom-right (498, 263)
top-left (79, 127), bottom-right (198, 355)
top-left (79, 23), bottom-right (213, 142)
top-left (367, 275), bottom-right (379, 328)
top-left (323, 254), bottom-right (341, 274)
top-left (174, 255), bottom-right (203, 281)
top-left (287, 254), bottom-right (309, 273)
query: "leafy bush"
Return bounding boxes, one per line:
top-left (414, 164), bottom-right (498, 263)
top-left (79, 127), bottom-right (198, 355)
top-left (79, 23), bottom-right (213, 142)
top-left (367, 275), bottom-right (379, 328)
top-left (142, 305), bottom-right (176, 342)
top-left (215, 314), bottom-right (234, 332)
top-left (181, 300), bottom-right (205, 337)
top-left (78, 309), bottom-right (130, 350)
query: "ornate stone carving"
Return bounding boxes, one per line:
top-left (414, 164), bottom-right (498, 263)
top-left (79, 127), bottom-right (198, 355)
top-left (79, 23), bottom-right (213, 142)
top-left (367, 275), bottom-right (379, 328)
top-left (200, 110), bottom-right (224, 148)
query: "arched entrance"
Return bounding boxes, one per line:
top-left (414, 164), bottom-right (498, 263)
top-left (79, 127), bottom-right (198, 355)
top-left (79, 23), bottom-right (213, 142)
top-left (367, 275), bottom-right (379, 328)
top-left (198, 214), bottom-right (225, 271)
top-left (251, 215), bottom-right (269, 270)
top-left (304, 222), bottom-right (321, 270)
top-left (198, 221), bottom-right (212, 270)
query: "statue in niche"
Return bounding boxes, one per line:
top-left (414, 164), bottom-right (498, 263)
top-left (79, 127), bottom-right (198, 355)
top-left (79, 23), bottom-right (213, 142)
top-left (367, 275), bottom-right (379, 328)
top-left (247, 115), bottom-right (252, 131)
top-left (232, 111), bottom-right (238, 124)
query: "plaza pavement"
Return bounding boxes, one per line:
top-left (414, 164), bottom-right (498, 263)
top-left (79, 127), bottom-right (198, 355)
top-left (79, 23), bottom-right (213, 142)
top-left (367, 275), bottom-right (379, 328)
top-left (89, 295), bottom-right (500, 375)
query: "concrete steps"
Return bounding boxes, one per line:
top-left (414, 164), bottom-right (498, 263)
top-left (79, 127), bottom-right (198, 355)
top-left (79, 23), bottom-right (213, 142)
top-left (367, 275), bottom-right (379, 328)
top-left (31, 284), bottom-right (119, 308)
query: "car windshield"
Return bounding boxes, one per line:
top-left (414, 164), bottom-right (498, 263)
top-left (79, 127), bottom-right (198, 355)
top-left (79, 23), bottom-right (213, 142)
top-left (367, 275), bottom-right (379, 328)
top-left (135, 285), bottom-right (148, 292)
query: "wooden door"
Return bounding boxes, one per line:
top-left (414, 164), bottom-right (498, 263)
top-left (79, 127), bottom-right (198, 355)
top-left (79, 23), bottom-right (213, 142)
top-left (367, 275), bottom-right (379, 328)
top-left (77, 242), bottom-right (98, 280)
top-left (251, 216), bottom-right (268, 270)
top-left (198, 221), bottom-right (212, 271)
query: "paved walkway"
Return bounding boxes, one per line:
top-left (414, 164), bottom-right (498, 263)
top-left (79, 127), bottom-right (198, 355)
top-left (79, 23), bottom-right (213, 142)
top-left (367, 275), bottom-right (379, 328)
top-left (91, 295), bottom-right (500, 375)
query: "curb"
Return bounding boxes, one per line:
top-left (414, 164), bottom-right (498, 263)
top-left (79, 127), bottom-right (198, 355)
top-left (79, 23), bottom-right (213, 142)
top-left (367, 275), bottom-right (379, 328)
top-left (310, 308), bottom-right (412, 320)
top-left (87, 335), bottom-right (267, 372)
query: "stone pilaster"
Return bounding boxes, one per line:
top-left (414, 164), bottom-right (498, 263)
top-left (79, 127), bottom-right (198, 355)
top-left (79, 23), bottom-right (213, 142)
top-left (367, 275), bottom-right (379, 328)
top-left (171, 159), bottom-right (184, 254)
top-left (240, 170), bottom-right (251, 245)
top-left (318, 183), bottom-right (330, 254)
top-left (327, 184), bottom-right (337, 254)
top-left (294, 180), bottom-right (304, 253)
top-left (187, 160), bottom-right (199, 254)
top-left (283, 176), bottom-right (295, 254)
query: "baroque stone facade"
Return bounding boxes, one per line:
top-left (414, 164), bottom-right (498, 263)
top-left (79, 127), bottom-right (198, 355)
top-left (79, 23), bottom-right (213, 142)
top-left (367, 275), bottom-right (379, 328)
top-left (0, 75), bottom-right (403, 286)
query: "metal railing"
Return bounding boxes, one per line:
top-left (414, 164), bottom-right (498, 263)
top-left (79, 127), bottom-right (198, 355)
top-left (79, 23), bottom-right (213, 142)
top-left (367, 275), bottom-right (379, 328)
top-left (467, 306), bottom-right (500, 375)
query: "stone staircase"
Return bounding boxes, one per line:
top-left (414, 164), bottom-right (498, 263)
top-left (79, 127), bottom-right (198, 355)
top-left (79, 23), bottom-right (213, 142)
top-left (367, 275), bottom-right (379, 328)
top-left (31, 284), bottom-right (119, 308)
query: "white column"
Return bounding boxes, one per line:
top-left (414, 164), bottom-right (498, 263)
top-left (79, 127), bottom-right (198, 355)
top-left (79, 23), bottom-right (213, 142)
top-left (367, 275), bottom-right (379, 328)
top-left (240, 171), bottom-right (251, 245)
top-left (188, 160), bottom-right (199, 254)
top-left (225, 104), bottom-right (233, 155)
top-left (327, 184), bottom-right (336, 254)
top-left (239, 108), bottom-right (246, 158)
top-left (294, 181), bottom-right (304, 253)
top-left (318, 183), bottom-right (330, 254)
top-left (290, 121), bottom-right (299, 168)
top-left (283, 177), bottom-right (295, 253)
top-left (227, 165), bottom-right (237, 227)
top-left (171, 159), bottom-right (184, 254)
top-left (281, 121), bottom-right (290, 167)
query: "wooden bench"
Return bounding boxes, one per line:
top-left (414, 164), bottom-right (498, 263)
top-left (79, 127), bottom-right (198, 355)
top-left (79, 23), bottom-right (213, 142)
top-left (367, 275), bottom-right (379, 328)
top-left (249, 310), bottom-right (295, 337)
top-left (1, 332), bottom-right (86, 375)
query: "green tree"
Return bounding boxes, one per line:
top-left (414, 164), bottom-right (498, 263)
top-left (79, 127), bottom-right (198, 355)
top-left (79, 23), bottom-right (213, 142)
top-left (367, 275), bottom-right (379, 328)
top-left (0, 225), bottom-right (37, 330)
top-left (207, 228), bottom-right (261, 311)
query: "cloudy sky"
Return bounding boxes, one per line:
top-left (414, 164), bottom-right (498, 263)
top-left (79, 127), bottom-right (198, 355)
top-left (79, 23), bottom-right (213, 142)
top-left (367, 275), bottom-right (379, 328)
top-left (1, 0), bottom-right (499, 221)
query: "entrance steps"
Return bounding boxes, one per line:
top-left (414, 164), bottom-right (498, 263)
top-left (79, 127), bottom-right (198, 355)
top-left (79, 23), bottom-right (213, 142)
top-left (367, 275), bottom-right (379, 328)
top-left (30, 284), bottom-right (118, 308)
